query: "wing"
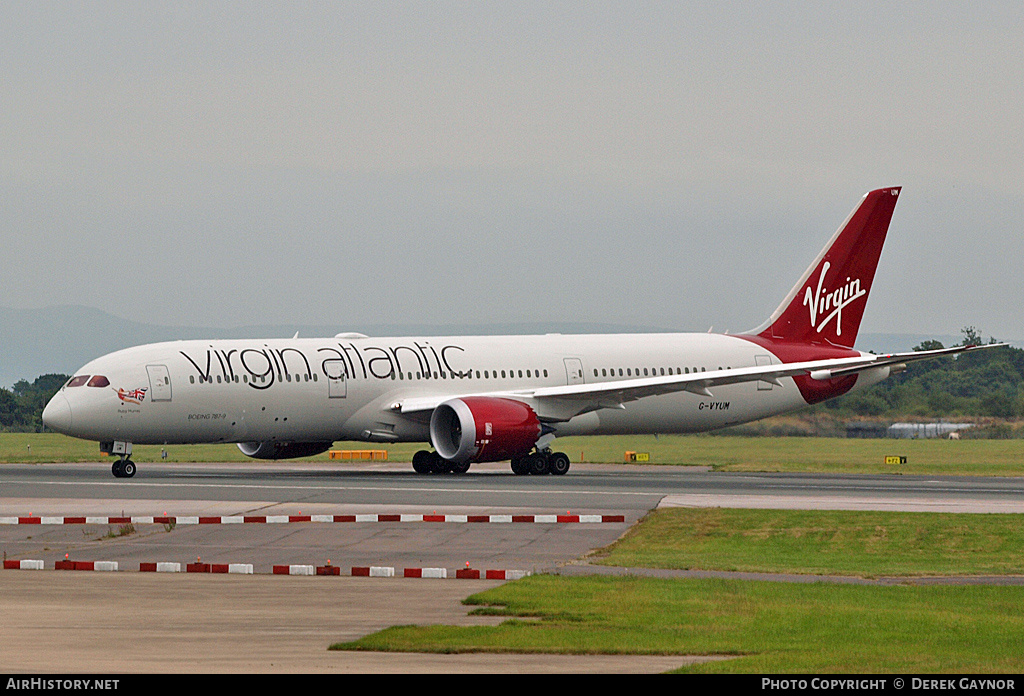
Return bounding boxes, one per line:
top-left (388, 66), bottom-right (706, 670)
top-left (392, 343), bottom-right (1005, 422)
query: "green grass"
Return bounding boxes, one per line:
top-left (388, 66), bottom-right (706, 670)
top-left (333, 575), bottom-right (1024, 673)
top-left (556, 433), bottom-right (1024, 476)
top-left (593, 508), bottom-right (1024, 577)
top-left (333, 508), bottom-right (1024, 671)
top-left (0, 433), bottom-right (418, 464)
top-left (2, 432), bottom-right (1023, 476)
top-left (0, 433), bottom-right (248, 463)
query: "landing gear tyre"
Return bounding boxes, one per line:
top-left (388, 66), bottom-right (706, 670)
top-left (428, 451), bottom-right (447, 474)
top-left (448, 460), bottom-right (471, 475)
top-left (510, 457), bottom-right (530, 475)
top-left (412, 450), bottom-right (433, 474)
top-left (112, 460), bottom-right (136, 478)
top-left (548, 452), bottom-right (570, 476)
top-left (528, 453), bottom-right (550, 475)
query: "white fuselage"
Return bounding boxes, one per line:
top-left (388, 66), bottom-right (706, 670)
top-left (46, 332), bottom-right (883, 447)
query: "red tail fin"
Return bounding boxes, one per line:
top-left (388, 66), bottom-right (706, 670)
top-left (748, 187), bottom-right (901, 348)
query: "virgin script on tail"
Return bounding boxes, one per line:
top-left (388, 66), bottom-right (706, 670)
top-left (803, 261), bottom-right (866, 338)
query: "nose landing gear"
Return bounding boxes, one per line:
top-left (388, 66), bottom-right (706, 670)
top-left (102, 441), bottom-right (137, 478)
top-left (112, 459), bottom-right (137, 478)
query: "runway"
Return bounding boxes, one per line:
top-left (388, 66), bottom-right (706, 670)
top-left (9, 459), bottom-right (1024, 510)
top-left (5, 460), bottom-right (1024, 574)
top-left (4, 460), bottom-right (1024, 673)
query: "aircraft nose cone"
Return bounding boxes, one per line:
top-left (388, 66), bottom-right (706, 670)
top-left (42, 393), bottom-right (73, 434)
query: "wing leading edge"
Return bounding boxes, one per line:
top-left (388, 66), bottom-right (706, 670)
top-left (393, 343), bottom-right (1005, 422)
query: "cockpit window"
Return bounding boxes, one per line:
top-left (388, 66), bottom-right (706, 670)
top-left (87, 375), bottom-right (110, 388)
top-left (66, 375), bottom-right (90, 388)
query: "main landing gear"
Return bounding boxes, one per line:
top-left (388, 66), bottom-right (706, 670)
top-left (511, 450), bottom-right (570, 476)
top-left (407, 448), bottom-right (569, 474)
top-left (411, 450), bottom-right (471, 475)
top-left (410, 449), bottom-right (571, 476)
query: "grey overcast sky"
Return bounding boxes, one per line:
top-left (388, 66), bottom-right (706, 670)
top-left (2, 2), bottom-right (1022, 340)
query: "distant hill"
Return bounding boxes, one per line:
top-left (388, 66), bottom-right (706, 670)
top-left (0, 305), bottom-right (1014, 387)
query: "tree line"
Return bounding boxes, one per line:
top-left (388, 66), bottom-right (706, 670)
top-left (0, 374), bottom-right (70, 432)
top-left (819, 327), bottom-right (1024, 420)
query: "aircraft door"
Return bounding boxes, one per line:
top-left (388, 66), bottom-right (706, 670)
top-left (563, 358), bottom-right (585, 385)
top-left (146, 365), bottom-right (172, 401)
top-left (324, 359), bottom-right (347, 398)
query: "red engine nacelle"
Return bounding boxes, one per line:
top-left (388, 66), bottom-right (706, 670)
top-left (429, 397), bottom-right (542, 464)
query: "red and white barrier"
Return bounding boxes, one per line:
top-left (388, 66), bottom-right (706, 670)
top-left (52, 560), bottom-right (119, 571)
top-left (0, 513), bottom-right (625, 526)
top-left (4, 559), bottom-right (530, 579)
top-left (351, 566), bottom-right (396, 577)
top-left (485, 569), bottom-right (530, 580)
top-left (3, 559), bottom-right (44, 570)
top-left (403, 567), bottom-right (447, 578)
top-left (273, 564), bottom-right (315, 576)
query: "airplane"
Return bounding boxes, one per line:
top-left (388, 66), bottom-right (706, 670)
top-left (42, 186), bottom-right (1001, 478)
